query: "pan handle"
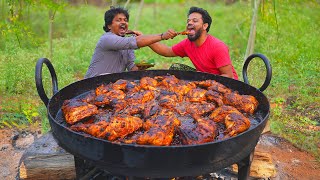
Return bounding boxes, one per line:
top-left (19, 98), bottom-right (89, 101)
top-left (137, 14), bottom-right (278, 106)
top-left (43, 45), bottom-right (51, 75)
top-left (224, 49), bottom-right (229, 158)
top-left (242, 53), bottom-right (272, 92)
top-left (35, 58), bottom-right (59, 106)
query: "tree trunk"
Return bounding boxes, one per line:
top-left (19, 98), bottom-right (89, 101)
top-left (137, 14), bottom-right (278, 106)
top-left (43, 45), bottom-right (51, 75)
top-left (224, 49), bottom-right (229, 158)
top-left (124, 0), bottom-right (131, 8)
top-left (153, 2), bottom-right (157, 19)
top-left (133, 0), bottom-right (144, 30)
top-left (112, 0), bottom-right (117, 6)
top-left (225, 0), bottom-right (238, 5)
top-left (244, 0), bottom-right (261, 60)
top-left (18, 132), bottom-right (75, 180)
top-left (49, 10), bottom-right (54, 60)
top-left (1, 0), bottom-right (5, 20)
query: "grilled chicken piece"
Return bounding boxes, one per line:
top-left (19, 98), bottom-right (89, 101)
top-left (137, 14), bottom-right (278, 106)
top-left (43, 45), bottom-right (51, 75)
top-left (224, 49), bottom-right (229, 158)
top-left (209, 105), bottom-right (237, 123)
top-left (93, 110), bottom-right (113, 122)
top-left (157, 107), bottom-right (176, 116)
top-left (95, 83), bottom-right (112, 96)
top-left (104, 115), bottom-right (143, 141)
top-left (126, 81), bottom-right (141, 94)
top-left (169, 81), bottom-right (197, 101)
top-left (186, 88), bottom-right (207, 102)
top-left (158, 91), bottom-right (179, 109)
top-left (143, 101), bottom-right (161, 119)
top-left (112, 79), bottom-right (128, 90)
top-left (70, 110), bottom-right (112, 136)
top-left (173, 101), bottom-right (190, 116)
top-left (195, 80), bottom-right (215, 88)
top-left (177, 31), bottom-right (190, 35)
top-left (71, 115), bottom-right (143, 141)
top-left (94, 89), bottom-right (126, 106)
top-left (110, 99), bottom-right (127, 113)
top-left (70, 120), bottom-right (109, 138)
top-left (158, 75), bottom-right (180, 88)
top-left (62, 99), bottom-right (98, 125)
top-left (136, 114), bottom-right (180, 146)
top-left (126, 90), bottom-right (155, 104)
top-left (209, 105), bottom-right (251, 137)
top-left (186, 102), bottom-right (216, 117)
top-left (113, 79), bottom-right (142, 94)
top-left (223, 92), bottom-right (259, 114)
top-left (123, 103), bottom-right (145, 115)
top-left (208, 83), bottom-right (232, 95)
top-left (140, 77), bottom-right (158, 90)
top-left (196, 80), bottom-right (232, 95)
top-left (177, 115), bottom-right (217, 145)
top-left (205, 90), bottom-right (224, 107)
top-left (225, 111), bottom-right (251, 137)
top-left (81, 90), bottom-right (96, 104)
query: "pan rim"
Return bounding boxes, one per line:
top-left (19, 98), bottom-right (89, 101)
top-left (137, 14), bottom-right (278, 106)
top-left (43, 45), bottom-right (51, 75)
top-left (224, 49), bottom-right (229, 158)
top-left (47, 70), bottom-right (270, 149)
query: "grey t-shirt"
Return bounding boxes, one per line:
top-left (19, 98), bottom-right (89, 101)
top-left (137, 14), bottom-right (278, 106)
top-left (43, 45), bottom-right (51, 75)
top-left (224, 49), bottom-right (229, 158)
top-left (85, 32), bottom-right (139, 78)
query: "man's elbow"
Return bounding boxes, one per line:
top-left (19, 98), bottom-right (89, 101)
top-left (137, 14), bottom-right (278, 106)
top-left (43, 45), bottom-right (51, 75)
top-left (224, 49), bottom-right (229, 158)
top-left (149, 47), bottom-right (171, 57)
top-left (158, 49), bottom-right (176, 57)
top-left (220, 73), bottom-right (234, 79)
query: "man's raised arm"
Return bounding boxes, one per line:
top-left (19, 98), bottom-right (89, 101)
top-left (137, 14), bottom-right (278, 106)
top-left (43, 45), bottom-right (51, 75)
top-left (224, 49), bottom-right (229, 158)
top-left (149, 42), bottom-right (176, 57)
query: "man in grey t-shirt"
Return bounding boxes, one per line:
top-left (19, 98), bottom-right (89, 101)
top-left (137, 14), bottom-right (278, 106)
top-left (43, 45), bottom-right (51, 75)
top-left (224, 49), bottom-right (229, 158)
top-left (85, 7), bottom-right (177, 78)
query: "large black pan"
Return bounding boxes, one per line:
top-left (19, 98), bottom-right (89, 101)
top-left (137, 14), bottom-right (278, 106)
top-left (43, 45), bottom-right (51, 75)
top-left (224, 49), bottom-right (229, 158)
top-left (35, 54), bottom-right (272, 179)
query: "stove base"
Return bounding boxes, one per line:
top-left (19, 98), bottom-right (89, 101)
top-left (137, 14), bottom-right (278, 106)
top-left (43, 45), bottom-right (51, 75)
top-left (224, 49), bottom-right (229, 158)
top-left (74, 152), bottom-right (253, 180)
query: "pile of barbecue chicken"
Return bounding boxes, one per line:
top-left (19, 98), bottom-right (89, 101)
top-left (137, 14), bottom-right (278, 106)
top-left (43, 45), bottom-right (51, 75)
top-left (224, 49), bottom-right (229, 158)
top-left (62, 75), bottom-right (259, 146)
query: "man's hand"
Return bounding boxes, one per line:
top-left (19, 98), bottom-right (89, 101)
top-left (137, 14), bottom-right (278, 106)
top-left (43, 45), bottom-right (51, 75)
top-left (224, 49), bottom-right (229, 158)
top-left (130, 65), bottom-right (139, 71)
top-left (161, 29), bottom-right (178, 40)
top-left (133, 30), bottom-right (142, 36)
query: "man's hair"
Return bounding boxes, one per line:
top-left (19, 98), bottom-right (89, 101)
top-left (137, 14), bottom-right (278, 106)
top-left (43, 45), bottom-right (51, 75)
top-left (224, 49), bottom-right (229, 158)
top-left (188, 7), bottom-right (212, 32)
top-left (103, 6), bottom-right (129, 32)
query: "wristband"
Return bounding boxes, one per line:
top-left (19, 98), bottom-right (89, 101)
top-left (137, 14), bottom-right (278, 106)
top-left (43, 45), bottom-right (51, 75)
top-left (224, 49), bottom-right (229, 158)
top-left (160, 33), bottom-right (164, 40)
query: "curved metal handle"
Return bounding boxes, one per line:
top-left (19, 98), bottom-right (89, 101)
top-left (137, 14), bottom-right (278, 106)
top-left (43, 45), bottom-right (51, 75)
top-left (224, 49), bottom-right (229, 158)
top-left (242, 53), bottom-right (272, 92)
top-left (35, 58), bottom-right (59, 106)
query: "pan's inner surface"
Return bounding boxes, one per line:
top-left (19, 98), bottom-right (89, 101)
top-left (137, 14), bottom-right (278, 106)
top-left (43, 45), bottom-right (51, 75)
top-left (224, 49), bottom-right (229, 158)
top-left (53, 80), bottom-right (265, 146)
top-left (54, 103), bottom-right (263, 144)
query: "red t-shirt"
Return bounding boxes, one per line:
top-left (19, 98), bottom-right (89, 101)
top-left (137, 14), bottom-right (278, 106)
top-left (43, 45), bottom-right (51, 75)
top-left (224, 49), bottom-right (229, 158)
top-left (172, 35), bottom-right (239, 80)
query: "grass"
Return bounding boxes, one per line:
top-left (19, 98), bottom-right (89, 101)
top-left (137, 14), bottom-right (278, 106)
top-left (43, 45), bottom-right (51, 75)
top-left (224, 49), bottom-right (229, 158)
top-left (0, 0), bottom-right (319, 158)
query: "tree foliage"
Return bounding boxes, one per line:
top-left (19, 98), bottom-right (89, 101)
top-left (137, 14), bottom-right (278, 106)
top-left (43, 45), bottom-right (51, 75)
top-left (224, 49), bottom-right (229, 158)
top-left (0, 0), bottom-right (67, 49)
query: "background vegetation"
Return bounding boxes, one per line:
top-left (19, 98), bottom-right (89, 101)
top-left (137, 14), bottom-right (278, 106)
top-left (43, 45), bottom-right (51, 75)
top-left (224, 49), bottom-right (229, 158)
top-left (0, 0), bottom-right (319, 159)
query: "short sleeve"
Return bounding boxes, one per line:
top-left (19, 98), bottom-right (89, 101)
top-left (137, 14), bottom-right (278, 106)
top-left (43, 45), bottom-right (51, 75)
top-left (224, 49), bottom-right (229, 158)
top-left (172, 39), bottom-right (188, 57)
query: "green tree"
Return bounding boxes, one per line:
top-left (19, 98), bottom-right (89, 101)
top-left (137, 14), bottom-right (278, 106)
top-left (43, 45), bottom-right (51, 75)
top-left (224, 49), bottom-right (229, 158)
top-left (39, 0), bottom-right (67, 59)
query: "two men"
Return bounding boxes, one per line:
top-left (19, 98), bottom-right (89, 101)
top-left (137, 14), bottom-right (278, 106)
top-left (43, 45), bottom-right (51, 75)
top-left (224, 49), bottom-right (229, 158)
top-left (85, 6), bottom-right (238, 80)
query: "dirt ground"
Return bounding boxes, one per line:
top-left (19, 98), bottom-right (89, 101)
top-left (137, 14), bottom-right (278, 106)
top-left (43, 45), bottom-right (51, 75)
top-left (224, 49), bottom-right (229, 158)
top-left (0, 128), bottom-right (319, 180)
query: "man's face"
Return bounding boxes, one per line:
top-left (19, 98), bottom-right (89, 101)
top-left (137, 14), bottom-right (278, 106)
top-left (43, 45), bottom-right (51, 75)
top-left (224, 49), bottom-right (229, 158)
top-left (186, 12), bottom-right (206, 41)
top-left (108, 13), bottom-right (128, 37)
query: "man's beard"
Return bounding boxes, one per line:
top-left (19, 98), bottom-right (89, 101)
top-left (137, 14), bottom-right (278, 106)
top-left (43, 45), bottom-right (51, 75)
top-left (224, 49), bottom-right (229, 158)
top-left (188, 28), bottom-right (202, 41)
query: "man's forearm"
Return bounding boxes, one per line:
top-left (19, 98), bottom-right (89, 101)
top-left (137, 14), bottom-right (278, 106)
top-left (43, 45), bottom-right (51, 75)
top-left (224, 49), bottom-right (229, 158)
top-left (135, 29), bottom-right (177, 49)
top-left (136, 34), bottom-right (163, 48)
top-left (149, 42), bottom-right (176, 57)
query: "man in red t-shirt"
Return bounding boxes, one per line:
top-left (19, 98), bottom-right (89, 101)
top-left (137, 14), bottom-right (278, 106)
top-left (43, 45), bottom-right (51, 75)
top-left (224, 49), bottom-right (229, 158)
top-left (149, 6), bottom-right (238, 80)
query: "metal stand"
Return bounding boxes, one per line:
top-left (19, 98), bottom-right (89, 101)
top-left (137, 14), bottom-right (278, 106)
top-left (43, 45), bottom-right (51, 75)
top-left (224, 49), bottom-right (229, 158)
top-left (237, 151), bottom-right (254, 180)
top-left (74, 156), bottom-right (126, 180)
top-left (74, 156), bottom-right (96, 179)
top-left (74, 152), bottom-right (254, 180)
